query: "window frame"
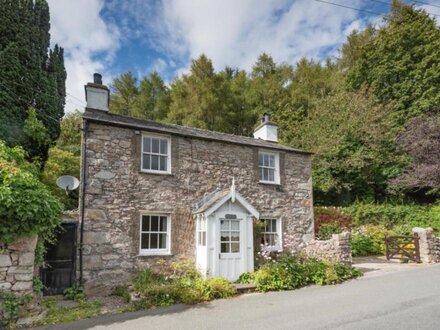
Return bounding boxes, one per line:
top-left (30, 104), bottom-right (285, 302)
top-left (260, 218), bottom-right (282, 251)
top-left (220, 218), bottom-right (241, 254)
top-left (141, 133), bottom-right (171, 174)
top-left (139, 213), bottom-right (172, 256)
top-left (197, 217), bottom-right (207, 247)
top-left (258, 150), bottom-right (280, 184)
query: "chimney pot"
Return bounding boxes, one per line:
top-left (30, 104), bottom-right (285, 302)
top-left (93, 73), bottom-right (102, 85)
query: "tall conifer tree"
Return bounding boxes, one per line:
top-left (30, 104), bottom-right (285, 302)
top-left (0, 0), bottom-right (66, 162)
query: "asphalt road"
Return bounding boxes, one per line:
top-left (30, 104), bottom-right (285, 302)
top-left (35, 264), bottom-right (440, 330)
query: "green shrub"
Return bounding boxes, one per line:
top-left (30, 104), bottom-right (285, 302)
top-left (351, 233), bottom-right (376, 256)
top-left (196, 277), bottom-right (236, 300)
top-left (345, 202), bottom-right (440, 231)
top-left (63, 284), bottom-right (86, 302)
top-left (237, 272), bottom-right (255, 284)
top-left (317, 223), bottom-right (343, 240)
top-left (129, 264), bottom-right (236, 310)
top-left (0, 142), bottom-right (63, 244)
top-left (240, 256), bottom-right (362, 292)
top-left (0, 292), bottom-right (32, 327)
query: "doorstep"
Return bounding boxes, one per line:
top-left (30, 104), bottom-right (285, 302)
top-left (233, 283), bottom-right (257, 293)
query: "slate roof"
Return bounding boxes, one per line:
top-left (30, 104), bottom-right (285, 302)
top-left (193, 189), bottom-right (230, 214)
top-left (83, 108), bottom-right (311, 154)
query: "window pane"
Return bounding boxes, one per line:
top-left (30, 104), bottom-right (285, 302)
top-left (160, 216), bottom-right (167, 231)
top-left (221, 243), bottom-right (229, 253)
top-left (263, 168), bottom-right (269, 181)
top-left (221, 220), bottom-right (229, 230)
top-left (271, 220), bottom-right (277, 232)
top-left (231, 243), bottom-right (240, 253)
top-left (142, 216), bottom-right (150, 231)
top-left (159, 234), bottom-right (167, 249)
top-left (263, 154), bottom-right (269, 166)
top-left (142, 154), bottom-right (151, 170)
top-left (202, 232), bottom-right (206, 246)
top-left (221, 232), bottom-right (229, 242)
top-left (160, 139), bottom-right (168, 154)
top-left (259, 167), bottom-right (264, 181)
top-left (268, 168), bottom-right (275, 182)
top-left (151, 155), bottom-right (159, 170)
top-left (159, 156), bottom-right (167, 171)
top-left (152, 138), bottom-right (160, 153)
top-left (258, 153), bottom-right (263, 166)
top-left (269, 155), bottom-right (275, 167)
top-left (143, 137), bottom-right (151, 153)
top-left (141, 233), bottom-right (150, 249)
top-left (150, 234), bottom-right (158, 248)
top-left (231, 220), bottom-right (239, 231)
top-left (151, 216), bottom-right (159, 231)
top-left (231, 232), bottom-right (239, 242)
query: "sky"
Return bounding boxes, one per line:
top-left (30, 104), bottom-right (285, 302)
top-left (45, 0), bottom-right (440, 113)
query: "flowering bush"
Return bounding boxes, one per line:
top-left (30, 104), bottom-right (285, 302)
top-left (314, 207), bottom-right (352, 238)
top-left (239, 255), bottom-right (362, 292)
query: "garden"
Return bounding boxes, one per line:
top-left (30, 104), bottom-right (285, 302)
top-left (314, 203), bottom-right (440, 257)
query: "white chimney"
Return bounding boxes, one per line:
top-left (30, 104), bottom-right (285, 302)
top-left (84, 73), bottom-right (109, 111)
top-left (253, 112), bottom-right (278, 142)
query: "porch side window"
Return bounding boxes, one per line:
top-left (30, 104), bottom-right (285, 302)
top-left (140, 214), bottom-right (171, 255)
top-left (141, 134), bottom-right (171, 173)
top-left (261, 218), bottom-right (281, 250)
top-left (197, 217), bottom-right (206, 246)
top-left (258, 151), bottom-right (280, 184)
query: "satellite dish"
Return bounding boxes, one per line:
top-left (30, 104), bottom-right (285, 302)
top-left (56, 175), bottom-right (80, 194)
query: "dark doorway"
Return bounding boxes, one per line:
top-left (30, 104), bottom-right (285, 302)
top-left (40, 222), bottom-right (78, 295)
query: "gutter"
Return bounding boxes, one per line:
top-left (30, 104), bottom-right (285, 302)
top-left (79, 117), bottom-right (88, 284)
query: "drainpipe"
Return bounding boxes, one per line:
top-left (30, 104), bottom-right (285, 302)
top-left (79, 118), bottom-right (88, 284)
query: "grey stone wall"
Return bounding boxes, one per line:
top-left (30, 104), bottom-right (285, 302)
top-left (412, 227), bottom-right (439, 263)
top-left (82, 122), bottom-right (313, 293)
top-left (0, 236), bottom-right (37, 293)
top-left (302, 232), bottom-right (352, 265)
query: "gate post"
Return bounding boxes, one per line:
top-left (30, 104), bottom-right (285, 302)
top-left (413, 233), bottom-right (421, 263)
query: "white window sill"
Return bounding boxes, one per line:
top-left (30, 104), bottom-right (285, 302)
top-left (138, 251), bottom-right (172, 257)
top-left (140, 169), bottom-right (172, 175)
top-left (259, 180), bottom-right (281, 186)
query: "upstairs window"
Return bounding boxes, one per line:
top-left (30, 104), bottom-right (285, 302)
top-left (258, 151), bottom-right (280, 184)
top-left (141, 134), bottom-right (171, 173)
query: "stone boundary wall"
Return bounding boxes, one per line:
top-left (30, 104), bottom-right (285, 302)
top-left (0, 235), bottom-right (37, 293)
top-left (302, 232), bottom-right (352, 265)
top-left (412, 227), bottom-right (439, 263)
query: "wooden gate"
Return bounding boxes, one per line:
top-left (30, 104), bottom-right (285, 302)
top-left (385, 234), bottom-right (421, 263)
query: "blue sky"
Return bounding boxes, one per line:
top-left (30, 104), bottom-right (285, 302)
top-left (46, 0), bottom-right (440, 113)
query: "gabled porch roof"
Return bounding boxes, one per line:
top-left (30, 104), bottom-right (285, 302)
top-left (193, 187), bottom-right (259, 219)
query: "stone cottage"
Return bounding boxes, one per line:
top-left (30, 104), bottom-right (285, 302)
top-left (80, 74), bottom-right (313, 293)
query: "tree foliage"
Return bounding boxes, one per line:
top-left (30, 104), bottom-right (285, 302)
top-left (0, 141), bottom-right (62, 243)
top-left (0, 0), bottom-right (66, 162)
top-left (42, 111), bottom-right (82, 209)
top-left (391, 109), bottom-right (440, 195)
top-left (292, 89), bottom-right (403, 205)
top-left (345, 0), bottom-right (440, 126)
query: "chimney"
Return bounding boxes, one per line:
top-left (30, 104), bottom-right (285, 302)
top-left (84, 73), bottom-right (109, 111)
top-left (253, 112), bottom-right (278, 142)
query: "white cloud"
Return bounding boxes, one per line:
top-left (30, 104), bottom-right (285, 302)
top-left (150, 0), bottom-right (366, 72)
top-left (48, 0), bottom-right (120, 113)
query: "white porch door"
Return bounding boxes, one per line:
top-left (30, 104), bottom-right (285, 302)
top-left (218, 214), bottom-right (248, 281)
